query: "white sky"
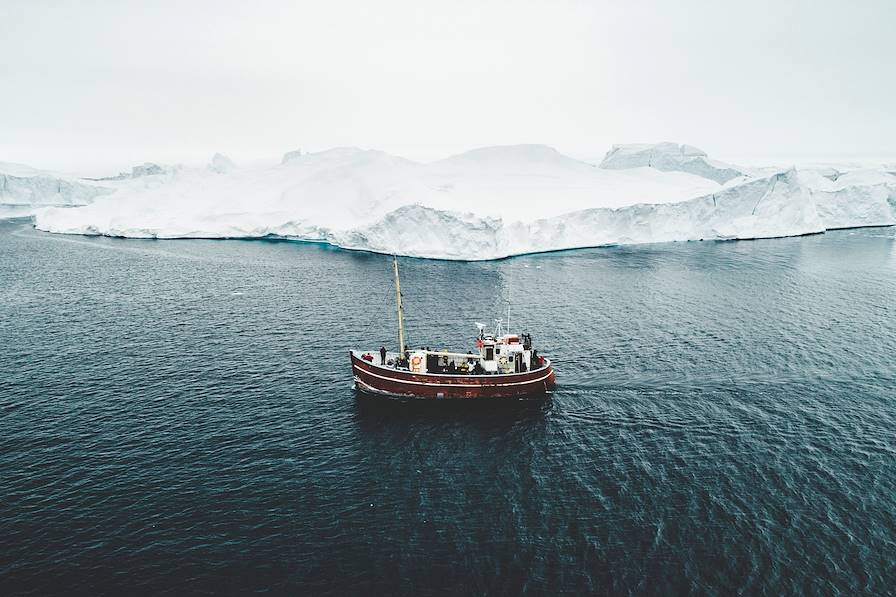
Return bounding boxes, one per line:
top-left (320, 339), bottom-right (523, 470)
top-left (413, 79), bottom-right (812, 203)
top-left (1, 0), bottom-right (894, 174)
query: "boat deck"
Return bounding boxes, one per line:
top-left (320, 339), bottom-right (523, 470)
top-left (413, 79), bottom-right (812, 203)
top-left (350, 350), bottom-right (551, 378)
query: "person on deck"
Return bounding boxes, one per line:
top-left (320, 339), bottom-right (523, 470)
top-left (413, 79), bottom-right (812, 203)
top-left (380, 346), bottom-right (387, 365)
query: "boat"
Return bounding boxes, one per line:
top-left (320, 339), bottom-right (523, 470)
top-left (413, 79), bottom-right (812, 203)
top-left (350, 256), bottom-right (556, 400)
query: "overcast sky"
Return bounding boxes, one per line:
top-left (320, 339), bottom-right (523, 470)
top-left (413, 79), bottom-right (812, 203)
top-left (2, 0), bottom-right (894, 174)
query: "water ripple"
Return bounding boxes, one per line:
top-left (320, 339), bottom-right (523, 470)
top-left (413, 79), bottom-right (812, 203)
top-left (1, 221), bottom-right (894, 595)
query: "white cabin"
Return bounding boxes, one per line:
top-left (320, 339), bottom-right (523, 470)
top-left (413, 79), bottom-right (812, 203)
top-left (394, 325), bottom-right (540, 376)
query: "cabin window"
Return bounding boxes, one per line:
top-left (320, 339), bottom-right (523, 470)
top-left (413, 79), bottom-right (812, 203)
top-left (484, 346), bottom-right (494, 361)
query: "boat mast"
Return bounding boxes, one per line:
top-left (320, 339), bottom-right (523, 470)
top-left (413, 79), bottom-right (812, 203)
top-left (507, 303), bottom-right (511, 336)
top-left (506, 264), bottom-right (513, 335)
top-left (392, 255), bottom-right (406, 354)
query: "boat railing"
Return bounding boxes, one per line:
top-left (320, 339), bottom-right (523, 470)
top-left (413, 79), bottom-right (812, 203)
top-left (356, 351), bottom-right (549, 376)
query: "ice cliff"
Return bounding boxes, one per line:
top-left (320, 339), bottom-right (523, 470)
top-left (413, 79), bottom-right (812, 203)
top-left (0, 162), bottom-right (112, 208)
top-left (25, 144), bottom-right (896, 260)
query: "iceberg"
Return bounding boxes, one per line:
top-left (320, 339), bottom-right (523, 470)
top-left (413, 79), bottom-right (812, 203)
top-left (333, 169), bottom-right (884, 260)
top-left (599, 142), bottom-right (747, 184)
top-left (0, 161), bottom-right (113, 211)
top-left (209, 153), bottom-right (236, 174)
top-left (28, 144), bottom-right (896, 260)
top-left (89, 162), bottom-right (169, 181)
top-left (280, 149), bottom-right (303, 164)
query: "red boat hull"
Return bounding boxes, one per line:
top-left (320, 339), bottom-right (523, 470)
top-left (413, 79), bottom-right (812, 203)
top-left (350, 351), bottom-right (556, 400)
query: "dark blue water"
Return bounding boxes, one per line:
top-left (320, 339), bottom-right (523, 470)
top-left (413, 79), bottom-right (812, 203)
top-left (1, 218), bottom-right (895, 595)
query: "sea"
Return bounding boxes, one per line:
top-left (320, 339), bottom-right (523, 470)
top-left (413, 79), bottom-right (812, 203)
top-left (1, 218), bottom-right (894, 595)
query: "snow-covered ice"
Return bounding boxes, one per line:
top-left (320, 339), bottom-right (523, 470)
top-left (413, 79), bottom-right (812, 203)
top-left (20, 143), bottom-right (896, 260)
